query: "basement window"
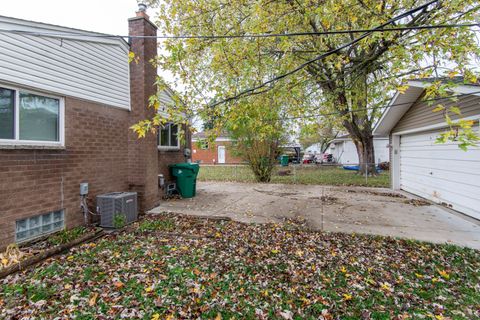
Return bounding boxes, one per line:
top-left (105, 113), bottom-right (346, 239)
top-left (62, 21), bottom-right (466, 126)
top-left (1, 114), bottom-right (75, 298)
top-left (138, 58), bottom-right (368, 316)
top-left (158, 123), bottom-right (179, 149)
top-left (0, 85), bottom-right (64, 147)
top-left (15, 210), bottom-right (65, 242)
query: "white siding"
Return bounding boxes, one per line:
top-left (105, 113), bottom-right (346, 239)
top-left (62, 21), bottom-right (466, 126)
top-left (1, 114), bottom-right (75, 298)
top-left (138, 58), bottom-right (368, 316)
top-left (400, 130), bottom-right (480, 219)
top-left (393, 93), bottom-right (480, 133)
top-left (373, 139), bottom-right (390, 164)
top-left (0, 16), bottom-right (130, 109)
top-left (335, 140), bottom-right (358, 164)
top-left (333, 138), bottom-right (389, 165)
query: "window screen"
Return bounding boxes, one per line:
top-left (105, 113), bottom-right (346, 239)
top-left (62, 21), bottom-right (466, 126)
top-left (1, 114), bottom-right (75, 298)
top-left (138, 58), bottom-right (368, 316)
top-left (19, 92), bottom-right (60, 142)
top-left (170, 124), bottom-right (178, 147)
top-left (0, 88), bottom-right (14, 139)
top-left (159, 123), bottom-right (179, 147)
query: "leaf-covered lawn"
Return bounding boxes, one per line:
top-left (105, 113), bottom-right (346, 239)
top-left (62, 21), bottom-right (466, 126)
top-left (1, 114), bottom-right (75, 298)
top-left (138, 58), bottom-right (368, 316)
top-left (1, 215), bottom-right (478, 319)
top-left (197, 165), bottom-right (390, 188)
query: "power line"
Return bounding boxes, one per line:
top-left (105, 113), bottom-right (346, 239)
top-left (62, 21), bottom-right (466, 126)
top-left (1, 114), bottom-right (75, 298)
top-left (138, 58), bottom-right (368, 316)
top-left (192, 88), bottom-right (480, 123)
top-left (2, 23), bottom-right (478, 40)
top-left (207, 0), bottom-right (441, 108)
top-left (272, 89), bottom-right (480, 122)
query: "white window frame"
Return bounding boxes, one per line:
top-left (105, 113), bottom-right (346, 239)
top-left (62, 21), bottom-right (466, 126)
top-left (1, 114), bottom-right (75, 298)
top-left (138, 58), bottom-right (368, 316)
top-left (0, 83), bottom-right (65, 148)
top-left (158, 123), bottom-right (180, 150)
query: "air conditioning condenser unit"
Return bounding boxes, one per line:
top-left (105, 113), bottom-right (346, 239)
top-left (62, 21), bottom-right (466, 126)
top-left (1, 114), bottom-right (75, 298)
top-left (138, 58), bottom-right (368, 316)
top-left (97, 192), bottom-right (138, 228)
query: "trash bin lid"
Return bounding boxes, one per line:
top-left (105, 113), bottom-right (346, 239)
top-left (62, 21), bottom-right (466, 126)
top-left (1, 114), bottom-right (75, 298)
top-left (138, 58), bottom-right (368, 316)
top-left (169, 162), bottom-right (199, 172)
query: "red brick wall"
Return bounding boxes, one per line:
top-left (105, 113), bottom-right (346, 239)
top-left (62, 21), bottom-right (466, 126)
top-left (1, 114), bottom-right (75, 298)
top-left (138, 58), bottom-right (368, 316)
top-left (0, 97), bottom-right (130, 247)
top-left (192, 140), bottom-right (245, 164)
top-left (0, 14), bottom-right (188, 248)
top-left (128, 15), bottom-right (159, 211)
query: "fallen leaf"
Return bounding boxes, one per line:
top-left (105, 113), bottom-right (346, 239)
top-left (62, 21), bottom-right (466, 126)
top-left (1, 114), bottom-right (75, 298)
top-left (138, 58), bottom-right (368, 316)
top-left (89, 293), bottom-right (98, 306)
top-left (343, 293), bottom-right (352, 301)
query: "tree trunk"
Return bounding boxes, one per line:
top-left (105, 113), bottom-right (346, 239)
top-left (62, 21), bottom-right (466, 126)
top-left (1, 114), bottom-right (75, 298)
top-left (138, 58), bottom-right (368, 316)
top-left (352, 133), bottom-right (376, 176)
top-left (309, 66), bottom-right (377, 176)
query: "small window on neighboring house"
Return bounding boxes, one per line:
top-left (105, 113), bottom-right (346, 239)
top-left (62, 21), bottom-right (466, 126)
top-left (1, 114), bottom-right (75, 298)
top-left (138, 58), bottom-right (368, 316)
top-left (0, 85), bottom-right (63, 146)
top-left (158, 123), bottom-right (179, 149)
top-left (15, 210), bottom-right (65, 242)
top-left (199, 140), bottom-right (209, 150)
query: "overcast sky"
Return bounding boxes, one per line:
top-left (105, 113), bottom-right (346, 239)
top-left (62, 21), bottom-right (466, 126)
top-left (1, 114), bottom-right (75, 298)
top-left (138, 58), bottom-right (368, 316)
top-left (0, 0), bottom-right (180, 87)
top-left (0, 0), bottom-right (151, 35)
top-left (0, 0), bottom-right (206, 128)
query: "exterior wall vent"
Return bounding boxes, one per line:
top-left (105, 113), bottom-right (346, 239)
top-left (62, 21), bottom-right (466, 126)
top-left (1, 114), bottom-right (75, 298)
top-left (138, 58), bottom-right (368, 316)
top-left (97, 192), bottom-right (138, 228)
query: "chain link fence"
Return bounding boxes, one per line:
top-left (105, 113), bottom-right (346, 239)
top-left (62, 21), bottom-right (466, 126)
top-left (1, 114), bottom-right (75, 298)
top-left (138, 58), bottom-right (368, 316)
top-left (197, 162), bottom-right (390, 187)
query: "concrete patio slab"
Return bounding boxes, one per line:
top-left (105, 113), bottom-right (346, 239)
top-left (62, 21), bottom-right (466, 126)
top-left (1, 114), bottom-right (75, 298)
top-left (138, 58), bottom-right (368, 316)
top-left (150, 181), bottom-right (480, 249)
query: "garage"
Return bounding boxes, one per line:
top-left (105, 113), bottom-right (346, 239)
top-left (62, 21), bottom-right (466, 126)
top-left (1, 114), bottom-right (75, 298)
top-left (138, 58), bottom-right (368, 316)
top-left (373, 79), bottom-right (480, 220)
top-left (399, 130), bottom-right (480, 219)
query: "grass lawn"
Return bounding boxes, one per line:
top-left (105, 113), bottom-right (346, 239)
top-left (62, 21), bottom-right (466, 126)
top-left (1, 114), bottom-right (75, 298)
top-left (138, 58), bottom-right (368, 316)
top-left (197, 165), bottom-right (390, 188)
top-left (1, 215), bottom-right (478, 319)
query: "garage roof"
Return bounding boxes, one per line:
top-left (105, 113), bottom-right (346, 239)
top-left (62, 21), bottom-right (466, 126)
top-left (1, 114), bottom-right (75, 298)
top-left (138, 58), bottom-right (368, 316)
top-left (373, 79), bottom-right (480, 136)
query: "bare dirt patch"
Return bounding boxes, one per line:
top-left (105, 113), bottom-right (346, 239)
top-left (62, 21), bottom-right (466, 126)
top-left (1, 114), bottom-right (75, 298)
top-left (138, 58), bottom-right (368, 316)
top-left (308, 195), bottom-right (338, 205)
top-left (405, 198), bottom-right (431, 206)
top-left (253, 188), bottom-right (299, 197)
top-left (345, 189), bottom-right (407, 198)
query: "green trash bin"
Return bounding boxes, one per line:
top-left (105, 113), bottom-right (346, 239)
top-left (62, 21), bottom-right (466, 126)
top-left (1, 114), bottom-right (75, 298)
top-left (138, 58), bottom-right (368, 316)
top-left (280, 155), bottom-right (289, 167)
top-left (170, 163), bottom-right (200, 198)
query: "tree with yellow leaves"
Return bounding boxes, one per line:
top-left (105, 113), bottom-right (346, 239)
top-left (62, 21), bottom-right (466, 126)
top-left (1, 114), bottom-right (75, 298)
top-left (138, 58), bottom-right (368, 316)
top-left (136, 0), bottom-right (480, 174)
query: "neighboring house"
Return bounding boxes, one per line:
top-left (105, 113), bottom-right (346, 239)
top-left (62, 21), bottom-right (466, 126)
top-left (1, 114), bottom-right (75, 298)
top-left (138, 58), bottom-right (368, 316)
top-left (373, 79), bottom-right (480, 219)
top-left (327, 135), bottom-right (389, 165)
top-left (191, 132), bottom-right (244, 164)
top-left (305, 143), bottom-right (322, 154)
top-left (0, 7), bottom-right (189, 248)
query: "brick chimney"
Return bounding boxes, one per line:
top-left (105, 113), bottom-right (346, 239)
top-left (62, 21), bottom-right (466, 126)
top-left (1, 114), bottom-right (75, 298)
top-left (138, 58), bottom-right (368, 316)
top-left (128, 4), bottom-right (159, 212)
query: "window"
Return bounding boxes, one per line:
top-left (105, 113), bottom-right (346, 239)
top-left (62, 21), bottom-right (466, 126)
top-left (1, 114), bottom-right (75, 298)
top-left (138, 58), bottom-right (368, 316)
top-left (16, 210), bottom-right (65, 242)
top-left (0, 85), bottom-right (64, 146)
top-left (199, 139), bottom-right (209, 150)
top-left (158, 123), bottom-right (179, 149)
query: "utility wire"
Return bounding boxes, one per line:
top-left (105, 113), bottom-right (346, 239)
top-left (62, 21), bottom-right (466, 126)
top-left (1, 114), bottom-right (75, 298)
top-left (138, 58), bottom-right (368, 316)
top-left (190, 88), bottom-right (480, 123)
top-left (2, 23), bottom-right (478, 39)
top-left (270, 89), bottom-right (480, 122)
top-left (207, 0), bottom-right (441, 108)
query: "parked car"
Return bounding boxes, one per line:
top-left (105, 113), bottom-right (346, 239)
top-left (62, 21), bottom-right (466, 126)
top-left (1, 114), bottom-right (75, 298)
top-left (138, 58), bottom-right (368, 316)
top-left (314, 153), bottom-right (324, 164)
top-left (323, 153), bottom-right (334, 163)
top-left (302, 153), bottom-right (315, 164)
top-left (280, 146), bottom-right (303, 164)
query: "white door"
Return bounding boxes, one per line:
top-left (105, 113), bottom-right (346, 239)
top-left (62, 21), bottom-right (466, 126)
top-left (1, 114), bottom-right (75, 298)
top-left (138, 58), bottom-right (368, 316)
top-left (217, 146), bottom-right (226, 164)
top-left (400, 130), bottom-right (480, 219)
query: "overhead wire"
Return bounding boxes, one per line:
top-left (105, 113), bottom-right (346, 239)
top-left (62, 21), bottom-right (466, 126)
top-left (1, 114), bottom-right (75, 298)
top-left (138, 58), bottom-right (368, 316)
top-left (1, 23), bottom-right (478, 40)
top-left (3, 0), bottom-right (477, 120)
top-left (275, 89), bottom-right (480, 122)
top-left (206, 0), bottom-right (446, 108)
top-left (189, 89), bottom-right (480, 124)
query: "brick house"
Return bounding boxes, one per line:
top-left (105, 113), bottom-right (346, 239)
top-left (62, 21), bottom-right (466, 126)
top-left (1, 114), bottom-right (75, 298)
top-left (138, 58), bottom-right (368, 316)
top-left (191, 132), bottom-right (244, 164)
top-left (0, 8), bottom-right (189, 248)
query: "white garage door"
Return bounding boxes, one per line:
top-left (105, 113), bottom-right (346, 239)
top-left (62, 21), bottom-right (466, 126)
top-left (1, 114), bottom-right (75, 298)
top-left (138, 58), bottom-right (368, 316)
top-left (400, 130), bottom-right (480, 219)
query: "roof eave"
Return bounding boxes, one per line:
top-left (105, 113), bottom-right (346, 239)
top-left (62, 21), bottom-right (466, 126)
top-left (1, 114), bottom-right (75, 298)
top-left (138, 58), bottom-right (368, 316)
top-left (373, 85), bottom-right (424, 136)
top-left (373, 80), bottom-right (480, 136)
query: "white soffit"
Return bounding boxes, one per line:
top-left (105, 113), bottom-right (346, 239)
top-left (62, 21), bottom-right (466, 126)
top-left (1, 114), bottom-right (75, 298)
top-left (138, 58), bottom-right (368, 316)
top-left (373, 87), bottom-right (424, 136)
